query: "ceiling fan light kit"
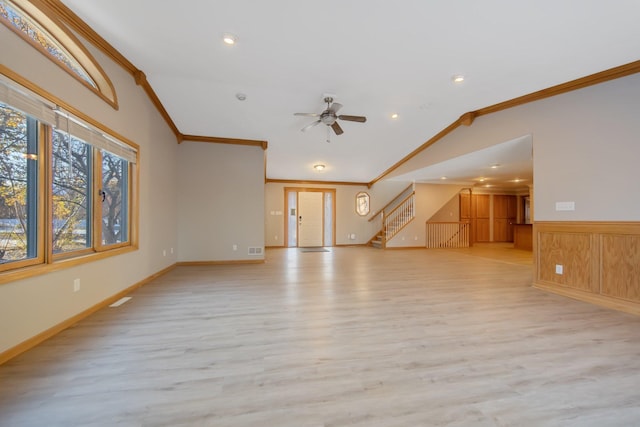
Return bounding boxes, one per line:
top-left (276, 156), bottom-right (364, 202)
top-left (295, 96), bottom-right (367, 141)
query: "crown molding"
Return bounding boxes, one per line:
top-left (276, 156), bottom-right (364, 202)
top-left (180, 134), bottom-right (268, 150)
top-left (368, 60), bottom-right (640, 188)
top-left (266, 178), bottom-right (367, 187)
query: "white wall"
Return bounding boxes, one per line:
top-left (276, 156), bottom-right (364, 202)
top-left (389, 73), bottom-right (640, 221)
top-left (0, 24), bottom-right (178, 353)
top-left (177, 142), bottom-right (265, 261)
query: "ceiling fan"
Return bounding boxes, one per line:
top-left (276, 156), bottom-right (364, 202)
top-left (295, 96), bottom-right (367, 137)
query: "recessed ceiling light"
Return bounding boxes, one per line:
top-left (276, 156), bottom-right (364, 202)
top-left (223, 33), bottom-right (237, 45)
top-left (440, 176), bottom-right (447, 180)
top-left (514, 178), bottom-right (521, 183)
top-left (452, 74), bottom-right (465, 83)
top-left (490, 164), bottom-right (500, 169)
top-left (236, 93), bottom-right (247, 101)
top-left (479, 177), bottom-right (486, 182)
top-left (391, 113), bottom-right (398, 119)
top-left (313, 164), bottom-right (325, 171)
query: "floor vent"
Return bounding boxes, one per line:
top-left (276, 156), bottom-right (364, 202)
top-left (248, 247), bottom-right (263, 256)
top-left (109, 297), bottom-right (132, 307)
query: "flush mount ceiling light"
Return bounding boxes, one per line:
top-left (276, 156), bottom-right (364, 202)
top-left (313, 164), bottom-right (325, 171)
top-left (452, 74), bottom-right (465, 83)
top-left (222, 33), bottom-right (237, 45)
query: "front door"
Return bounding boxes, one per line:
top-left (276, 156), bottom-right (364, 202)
top-left (298, 191), bottom-right (323, 247)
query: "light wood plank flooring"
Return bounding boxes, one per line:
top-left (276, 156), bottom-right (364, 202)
top-left (2, 246), bottom-right (640, 426)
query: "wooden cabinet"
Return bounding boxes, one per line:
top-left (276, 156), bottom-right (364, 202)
top-left (513, 224), bottom-right (532, 250)
top-left (459, 193), bottom-right (472, 219)
top-left (475, 194), bottom-right (490, 218)
top-left (476, 219), bottom-right (490, 242)
top-left (460, 193), bottom-right (518, 243)
top-left (493, 195), bottom-right (516, 242)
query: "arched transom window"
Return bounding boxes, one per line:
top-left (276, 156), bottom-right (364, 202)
top-left (0, 0), bottom-right (118, 108)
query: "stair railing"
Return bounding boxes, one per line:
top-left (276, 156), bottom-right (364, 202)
top-left (368, 183), bottom-right (414, 224)
top-left (425, 221), bottom-right (470, 248)
top-left (384, 192), bottom-right (415, 241)
top-left (367, 183), bottom-right (416, 247)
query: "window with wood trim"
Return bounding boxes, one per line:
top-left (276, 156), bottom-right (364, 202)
top-left (0, 79), bottom-right (137, 277)
top-left (0, 0), bottom-right (118, 108)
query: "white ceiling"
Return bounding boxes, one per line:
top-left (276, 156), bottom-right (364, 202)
top-left (390, 135), bottom-right (533, 190)
top-left (61, 0), bottom-right (640, 185)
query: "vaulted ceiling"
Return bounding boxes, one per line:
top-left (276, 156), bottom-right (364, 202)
top-left (60, 0), bottom-right (640, 186)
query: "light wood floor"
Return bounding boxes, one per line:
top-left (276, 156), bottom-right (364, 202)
top-left (2, 246), bottom-right (640, 426)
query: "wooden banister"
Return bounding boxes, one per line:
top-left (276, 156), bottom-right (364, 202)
top-left (368, 183), bottom-right (414, 222)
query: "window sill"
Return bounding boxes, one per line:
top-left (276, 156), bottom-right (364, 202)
top-left (0, 244), bottom-right (138, 285)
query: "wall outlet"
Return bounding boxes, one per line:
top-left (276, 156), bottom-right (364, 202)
top-left (232, 244), bottom-right (237, 251)
top-left (170, 247), bottom-right (174, 254)
top-left (163, 249), bottom-right (166, 256)
top-left (274, 235), bottom-right (278, 240)
top-left (555, 264), bottom-right (563, 275)
top-left (73, 279), bottom-right (80, 292)
top-left (555, 201), bottom-right (575, 211)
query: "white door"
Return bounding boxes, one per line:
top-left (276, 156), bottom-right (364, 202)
top-left (298, 191), bottom-right (323, 247)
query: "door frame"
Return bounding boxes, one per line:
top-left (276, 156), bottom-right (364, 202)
top-left (284, 187), bottom-right (336, 247)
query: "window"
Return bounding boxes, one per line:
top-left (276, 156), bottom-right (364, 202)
top-left (355, 191), bottom-right (370, 216)
top-left (51, 129), bottom-right (92, 254)
top-left (0, 0), bottom-right (118, 108)
top-left (100, 151), bottom-right (128, 246)
top-left (0, 104), bottom-right (40, 266)
top-left (0, 78), bottom-right (137, 279)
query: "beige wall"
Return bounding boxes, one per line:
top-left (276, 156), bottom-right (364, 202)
top-left (386, 183), bottom-right (466, 248)
top-left (265, 180), bottom-right (408, 246)
top-left (389, 73), bottom-right (640, 221)
top-left (1, 24), bottom-right (179, 353)
top-left (177, 142), bottom-right (265, 261)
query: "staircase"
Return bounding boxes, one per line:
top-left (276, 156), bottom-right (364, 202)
top-left (368, 184), bottom-right (416, 248)
top-left (370, 230), bottom-right (385, 249)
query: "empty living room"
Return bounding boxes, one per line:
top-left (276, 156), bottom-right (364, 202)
top-left (2, 1), bottom-right (640, 426)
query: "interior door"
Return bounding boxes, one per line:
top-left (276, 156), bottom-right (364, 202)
top-left (298, 191), bottom-right (323, 247)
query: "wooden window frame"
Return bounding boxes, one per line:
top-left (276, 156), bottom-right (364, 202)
top-left (0, 70), bottom-right (138, 285)
top-left (0, 0), bottom-right (118, 109)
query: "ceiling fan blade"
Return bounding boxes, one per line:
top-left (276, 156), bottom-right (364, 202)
top-left (329, 102), bottom-right (343, 114)
top-left (331, 121), bottom-right (344, 135)
top-left (339, 115), bottom-right (367, 123)
top-left (301, 120), bottom-right (321, 132)
top-left (295, 113), bottom-right (320, 117)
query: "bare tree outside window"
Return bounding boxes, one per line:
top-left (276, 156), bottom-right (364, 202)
top-left (51, 130), bottom-right (91, 253)
top-left (101, 151), bottom-right (128, 245)
top-left (0, 104), bottom-right (36, 263)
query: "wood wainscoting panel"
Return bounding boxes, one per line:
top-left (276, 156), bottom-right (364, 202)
top-left (534, 222), bottom-right (640, 315)
top-left (538, 231), bottom-right (595, 292)
top-left (601, 234), bottom-right (640, 302)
